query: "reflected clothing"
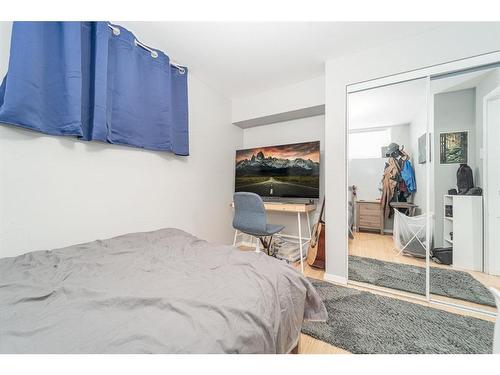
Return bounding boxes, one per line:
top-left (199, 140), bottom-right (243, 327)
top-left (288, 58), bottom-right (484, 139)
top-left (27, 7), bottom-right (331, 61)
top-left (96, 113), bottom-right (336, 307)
top-left (401, 159), bottom-right (416, 193)
top-left (381, 157), bottom-right (400, 219)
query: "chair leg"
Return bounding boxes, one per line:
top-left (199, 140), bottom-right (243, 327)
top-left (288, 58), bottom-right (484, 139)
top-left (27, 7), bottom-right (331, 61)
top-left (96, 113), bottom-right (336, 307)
top-left (259, 237), bottom-right (268, 255)
top-left (259, 236), bottom-right (274, 256)
top-left (268, 236), bottom-right (274, 256)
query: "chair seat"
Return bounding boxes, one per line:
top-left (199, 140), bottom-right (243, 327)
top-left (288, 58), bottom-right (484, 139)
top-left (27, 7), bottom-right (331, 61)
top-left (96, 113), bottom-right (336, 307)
top-left (239, 224), bottom-right (285, 237)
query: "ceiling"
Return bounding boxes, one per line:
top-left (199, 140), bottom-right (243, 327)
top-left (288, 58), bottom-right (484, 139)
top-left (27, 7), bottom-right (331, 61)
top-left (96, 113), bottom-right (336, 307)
top-left (348, 66), bottom-right (500, 130)
top-left (432, 67), bottom-right (500, 94)
top-left (348, 78), bottom-right (428, 130)
top-left (119, 22), bottom-right (450, 99)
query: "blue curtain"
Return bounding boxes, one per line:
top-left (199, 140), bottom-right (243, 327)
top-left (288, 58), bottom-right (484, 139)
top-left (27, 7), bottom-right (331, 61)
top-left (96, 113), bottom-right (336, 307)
top-left (103, 25), bottom-right (189, 155)
top-left (0, 22), bottom-right (189, 156)
top-left (0, 22), bottom-right (85, 136)
top-left (80, 22), bottom-right (110, 143)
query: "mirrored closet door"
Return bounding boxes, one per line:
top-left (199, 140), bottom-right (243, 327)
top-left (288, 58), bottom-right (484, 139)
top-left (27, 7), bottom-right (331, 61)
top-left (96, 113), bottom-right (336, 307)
top-left (347, 78), bottom-right (430, 298)
top-left (429, 65), bottom-right (500, 314)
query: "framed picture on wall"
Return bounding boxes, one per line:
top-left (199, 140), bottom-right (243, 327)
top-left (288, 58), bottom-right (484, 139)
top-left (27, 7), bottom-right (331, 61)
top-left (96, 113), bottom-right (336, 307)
top-left (439, 131), bottom-right (468, 164)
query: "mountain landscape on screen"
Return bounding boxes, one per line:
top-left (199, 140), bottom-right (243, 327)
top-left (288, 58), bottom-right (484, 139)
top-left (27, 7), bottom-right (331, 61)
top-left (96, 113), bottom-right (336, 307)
top-left (235, 141), bottom-right (320, 198)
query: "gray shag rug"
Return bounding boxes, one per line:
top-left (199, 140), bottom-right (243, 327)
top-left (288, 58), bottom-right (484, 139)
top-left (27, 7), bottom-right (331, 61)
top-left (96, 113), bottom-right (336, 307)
top-left (302, 278), bottom-right (494, 354)
top-left (349, 255), bottom-right (496, 307)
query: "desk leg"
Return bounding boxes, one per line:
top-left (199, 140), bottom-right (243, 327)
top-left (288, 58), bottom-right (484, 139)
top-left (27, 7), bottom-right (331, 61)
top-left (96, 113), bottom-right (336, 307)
top-left (233, 230), bottom-right (238, 246)
top-left (306, 211), bottom-right (312, 239)
top-left (297, 212), bottom-right (304, 273)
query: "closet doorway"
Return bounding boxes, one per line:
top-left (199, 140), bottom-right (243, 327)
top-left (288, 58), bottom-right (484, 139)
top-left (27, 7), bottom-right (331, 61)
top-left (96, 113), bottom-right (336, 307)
top-left (344, 53), bottom-right (500, 317)
top-left (347, 78), bottom-right (430, 300)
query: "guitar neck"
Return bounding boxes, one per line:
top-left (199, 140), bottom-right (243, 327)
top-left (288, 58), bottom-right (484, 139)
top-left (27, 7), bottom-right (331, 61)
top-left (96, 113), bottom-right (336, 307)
top-left (318, 197), bottom-right (325, 223)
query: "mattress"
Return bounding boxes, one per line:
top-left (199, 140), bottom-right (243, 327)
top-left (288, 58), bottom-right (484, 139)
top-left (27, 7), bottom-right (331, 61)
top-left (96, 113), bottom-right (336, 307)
top-left (0, 228), bottom-right (327, 353)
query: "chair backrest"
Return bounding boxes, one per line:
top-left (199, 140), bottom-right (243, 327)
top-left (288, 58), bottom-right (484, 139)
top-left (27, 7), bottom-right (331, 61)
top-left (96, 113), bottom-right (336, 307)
top-left (491, 287), bottom-right (500, 354)
top-left (233, 192), bottom-right (267, 234)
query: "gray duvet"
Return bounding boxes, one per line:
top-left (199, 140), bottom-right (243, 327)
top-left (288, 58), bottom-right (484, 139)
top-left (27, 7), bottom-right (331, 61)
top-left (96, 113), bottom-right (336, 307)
top-left (0, 228), bottom-right (326, 353)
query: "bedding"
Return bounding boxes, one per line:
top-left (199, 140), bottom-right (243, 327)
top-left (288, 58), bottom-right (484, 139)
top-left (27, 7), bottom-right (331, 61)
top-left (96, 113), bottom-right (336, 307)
top-left (0, 228), bottom-right (327, 353)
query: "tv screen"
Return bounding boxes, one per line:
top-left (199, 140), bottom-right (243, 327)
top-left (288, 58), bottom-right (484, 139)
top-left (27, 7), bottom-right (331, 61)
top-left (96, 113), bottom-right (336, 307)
top-left (235, 141), bottom-right (320, 199)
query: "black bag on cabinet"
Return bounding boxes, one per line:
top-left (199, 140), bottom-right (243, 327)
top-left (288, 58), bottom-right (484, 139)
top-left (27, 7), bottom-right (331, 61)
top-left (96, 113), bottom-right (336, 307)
top-left (456, 164), bottom-right (474, 195)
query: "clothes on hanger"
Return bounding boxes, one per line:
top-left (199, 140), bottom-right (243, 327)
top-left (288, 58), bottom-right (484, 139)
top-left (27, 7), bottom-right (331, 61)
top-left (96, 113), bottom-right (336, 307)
top-left (381, 157), bottom-right (399, 219)
top-left (401, 159), bottom-right (416, 193)
top-left (380, 143), bottom-right (417, 219)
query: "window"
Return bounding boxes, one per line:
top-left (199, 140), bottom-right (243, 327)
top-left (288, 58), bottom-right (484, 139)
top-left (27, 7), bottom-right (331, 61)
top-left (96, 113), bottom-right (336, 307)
top-left (348, 128), bottom-right (391, 159)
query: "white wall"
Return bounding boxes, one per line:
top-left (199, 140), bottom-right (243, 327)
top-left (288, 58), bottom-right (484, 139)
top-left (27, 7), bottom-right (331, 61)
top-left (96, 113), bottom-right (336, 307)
top-left (241, 115), bottom-right (325, 238)
top-left (325, 23), bottom-right (500, 282)
top-left (348, 158), bottom-right (385, 201)
top-left (475, 68), bottom-right (500, 275)
top-left (475, 68), bottom-right (500, 188)
top-left (0, 22), bottom-right (10, 77)
top-left (433, 88), bottom-right (477, 247)
top-left (348, 124), bottom-right (410, 202)
top-left (232, 76), bottom-right (324, 123)
top-left (409, 107), bottom-right (429, 216)
top-left (0, 22), bottom-right (243, 258)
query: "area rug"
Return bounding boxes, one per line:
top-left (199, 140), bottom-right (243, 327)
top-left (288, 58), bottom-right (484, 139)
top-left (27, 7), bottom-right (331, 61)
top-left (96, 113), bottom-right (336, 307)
top-left (348, 255), bottom-right (496, 307)
top-left (302, 278), bottom-right (494, 354)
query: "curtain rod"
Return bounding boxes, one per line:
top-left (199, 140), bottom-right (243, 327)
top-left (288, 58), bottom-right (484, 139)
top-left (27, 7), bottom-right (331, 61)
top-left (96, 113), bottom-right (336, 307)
top-left (107, 24), bottom-right (185, 74)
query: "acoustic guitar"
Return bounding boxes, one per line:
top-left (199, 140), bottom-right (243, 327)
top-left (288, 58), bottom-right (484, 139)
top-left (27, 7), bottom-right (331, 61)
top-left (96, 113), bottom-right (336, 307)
top-left (306, 197), bottom-right (325, 269)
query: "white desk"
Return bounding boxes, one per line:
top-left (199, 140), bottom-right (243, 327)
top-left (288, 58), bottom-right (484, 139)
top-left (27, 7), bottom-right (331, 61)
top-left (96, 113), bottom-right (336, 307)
top-left (232, 202), bottom-right (316, 273)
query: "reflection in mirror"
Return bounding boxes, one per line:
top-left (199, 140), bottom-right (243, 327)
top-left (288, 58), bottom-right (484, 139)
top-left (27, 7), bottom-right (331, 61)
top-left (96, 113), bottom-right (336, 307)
top-left (347, 78), bottom-right (429, 297)
top-left (430, 66), bottom-right (500, 313)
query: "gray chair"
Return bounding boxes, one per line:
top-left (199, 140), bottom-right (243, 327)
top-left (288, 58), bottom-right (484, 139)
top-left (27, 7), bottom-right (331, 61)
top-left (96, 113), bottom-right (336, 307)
top-left (232, 192), bottom-right (285, 255)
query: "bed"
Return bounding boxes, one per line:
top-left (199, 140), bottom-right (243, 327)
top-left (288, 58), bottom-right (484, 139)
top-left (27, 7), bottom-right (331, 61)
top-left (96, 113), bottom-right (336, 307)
top-left (0, 228), bottom-right (327, 353)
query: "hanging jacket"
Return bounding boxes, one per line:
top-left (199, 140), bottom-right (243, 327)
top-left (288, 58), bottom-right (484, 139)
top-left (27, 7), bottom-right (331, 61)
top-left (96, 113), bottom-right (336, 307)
top-left (381, 157), bottom-right (399, 219)
top-left (400, 159), bottom-right (416, 193)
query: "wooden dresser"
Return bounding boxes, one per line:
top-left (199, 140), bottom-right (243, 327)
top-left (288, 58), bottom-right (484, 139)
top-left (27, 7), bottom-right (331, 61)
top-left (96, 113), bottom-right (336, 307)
top-left (355, 200), bottom-right (384, 234)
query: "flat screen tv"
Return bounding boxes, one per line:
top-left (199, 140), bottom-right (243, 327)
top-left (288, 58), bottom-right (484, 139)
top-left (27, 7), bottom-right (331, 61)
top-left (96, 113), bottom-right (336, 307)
top-left (235, 141), bottom-right (320, 199)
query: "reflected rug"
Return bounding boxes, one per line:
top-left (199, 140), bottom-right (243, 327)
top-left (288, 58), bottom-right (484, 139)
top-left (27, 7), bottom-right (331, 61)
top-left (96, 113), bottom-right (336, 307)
top-left (302, 278), bottom-right (494, 354)
top-left (348, 255), bottom-right (496, 307)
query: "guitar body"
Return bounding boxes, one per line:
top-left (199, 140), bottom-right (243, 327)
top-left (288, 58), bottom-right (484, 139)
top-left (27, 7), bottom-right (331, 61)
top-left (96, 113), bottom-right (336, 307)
top-left (307, 223), bottom-right (325, 269)
top-left (307, 198), bottom-right (326, 269)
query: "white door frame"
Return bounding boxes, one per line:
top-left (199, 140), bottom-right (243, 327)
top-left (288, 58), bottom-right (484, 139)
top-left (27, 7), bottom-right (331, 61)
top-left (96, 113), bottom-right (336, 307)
top-left (483, 85), bottom-right (500, 275)
top-left (344, 50), bottom-right (500, 317)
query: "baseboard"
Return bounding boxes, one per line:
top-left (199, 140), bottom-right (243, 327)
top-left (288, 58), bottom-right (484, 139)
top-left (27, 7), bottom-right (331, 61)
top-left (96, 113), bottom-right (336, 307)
top-left (323, 273), bottom-right (348, 285)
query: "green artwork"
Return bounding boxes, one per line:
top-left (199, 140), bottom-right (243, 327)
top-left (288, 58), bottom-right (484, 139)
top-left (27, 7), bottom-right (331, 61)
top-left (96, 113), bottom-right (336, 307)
top-left (440, 131), bottom-right (468, 164)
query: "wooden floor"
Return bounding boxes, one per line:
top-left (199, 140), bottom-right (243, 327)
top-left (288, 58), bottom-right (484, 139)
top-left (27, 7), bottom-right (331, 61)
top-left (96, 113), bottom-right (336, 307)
top-left (349, 231), bottom-right (500, 312)
top-left (239, 244), bottom-right (496, 354)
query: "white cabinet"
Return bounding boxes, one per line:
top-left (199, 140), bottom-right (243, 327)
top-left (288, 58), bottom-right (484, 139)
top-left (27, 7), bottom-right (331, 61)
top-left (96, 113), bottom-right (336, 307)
top-left (443, 195), bottom-right (483, 272)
